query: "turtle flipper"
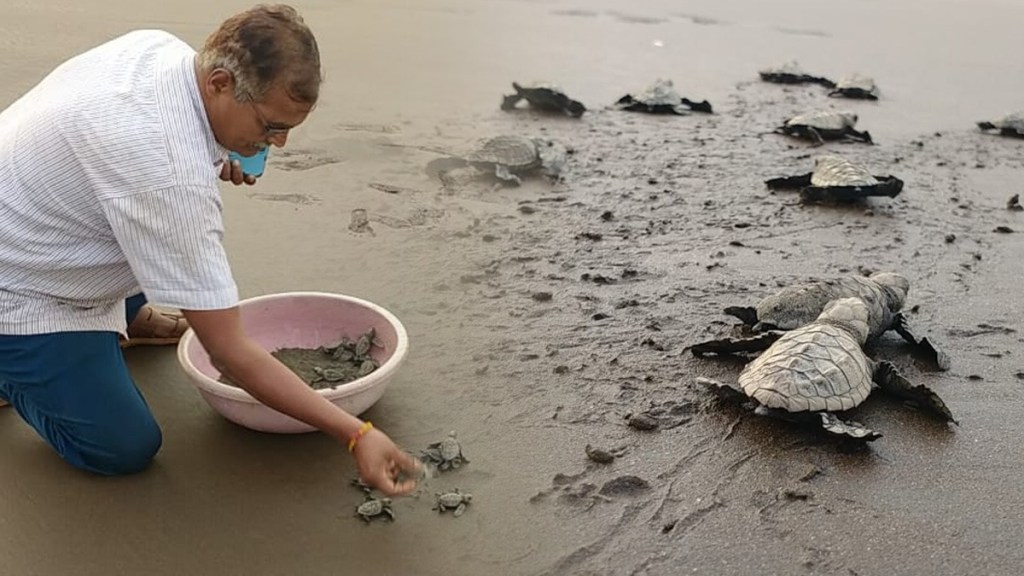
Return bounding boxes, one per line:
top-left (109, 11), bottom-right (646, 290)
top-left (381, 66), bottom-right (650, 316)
top-left (680, 98), bottom-right (713, 114)
top-left (800, 183), bottom-right (902, 203)
top-left (501, 93), bottom-right (523, 111)
top-left (493, 164), bottom-right (523, 186)
top-left (808, 127), bottom-right (826, 147)
top-left (764, 173), bottom-right (813, 190)
top-left (872, 360), bottom-right (958, 424)
top-left (752, 406), bottom-right (882, 441)
top-left (872, 175), bottom-right (904, 198)
top-left (816, 412), bottom-right (882, 440)
top-left (890, 313), bottom-right (951, 371)
top-left (846, 128), bottom-right (873, 144)
top-left (723, 305), bottom-right (758, 326)
top-left (690, 331), bottom-right (782, 357)
top-left (694, 376), bottom-right (747, 403)
top-left (808, 75), bottom-right (837, 89)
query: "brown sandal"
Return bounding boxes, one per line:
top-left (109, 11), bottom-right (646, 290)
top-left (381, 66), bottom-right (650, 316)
top-left (121, 305), bottom-right (189, 348)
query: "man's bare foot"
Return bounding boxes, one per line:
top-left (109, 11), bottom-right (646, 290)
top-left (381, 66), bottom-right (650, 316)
top-left (121, 304), bottom-right (189, 348)
top-left (0, 399), bottom-right (8, 408)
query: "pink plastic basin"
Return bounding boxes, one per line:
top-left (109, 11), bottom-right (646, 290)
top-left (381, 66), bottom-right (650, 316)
top-left (177, 291), bottom-right (409, 434)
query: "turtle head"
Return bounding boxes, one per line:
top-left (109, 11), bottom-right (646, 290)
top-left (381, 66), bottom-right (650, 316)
top-left (838, 111), bottom-right (858, 126)
top-left (812, 154), bottom-right (845, 170)
top-left (754, 293), bottom-right (820, 331)
top-left (818, 297), bottom-right (870, 343)
top-left (869, 272), bottom-right (909, 312)
top-left (567, 100), bottom-right (587, 117)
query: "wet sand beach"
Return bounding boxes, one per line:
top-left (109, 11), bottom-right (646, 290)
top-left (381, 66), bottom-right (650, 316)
top-left (2, 1), bottom-right (1023, 575)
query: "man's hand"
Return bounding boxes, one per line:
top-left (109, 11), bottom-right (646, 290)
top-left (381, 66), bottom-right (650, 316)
top-left (353, 428), bottom-right (423, 496)
top-left (219, 159), bottom-right (257, 186)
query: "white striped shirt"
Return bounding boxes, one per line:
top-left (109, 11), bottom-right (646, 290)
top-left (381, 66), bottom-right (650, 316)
top-left (0, 30), bottom-right (238, 335)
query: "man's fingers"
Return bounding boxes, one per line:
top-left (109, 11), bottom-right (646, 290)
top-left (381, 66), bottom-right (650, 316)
top-left (396, 450), bottom-right (422, 473)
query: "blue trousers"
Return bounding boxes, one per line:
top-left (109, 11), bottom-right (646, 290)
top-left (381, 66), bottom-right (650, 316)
top-left (0, 294), bottom-right (163, 475)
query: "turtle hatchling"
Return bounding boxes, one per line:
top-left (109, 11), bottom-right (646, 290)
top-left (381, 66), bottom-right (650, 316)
top-left (434, 489), bottom-right (473, 517)
top-left (690, 271), bottom-right (949, 370)
top-left (427, 135), bottom-right (567, 186)
top-left (774, 110), bottom-right (872, 145)
top-left (421, 430), bottom-right (468, 471)
top-left (696, 297), bottom-right (957, 441)
top-left (764, 154), bottom-right (903, 203)
top-left (828, 73), bottom-right (879, 100)
top-left (758, 61), bottom-right (835, 88)
top-left (616, 78), bottom-right (713, 115)
top-left (977, 111), bottom-right (1024, 138)
top-left (501, 81), bottom-right (586, 118)
top-left (355, 496), bottom-right (395, 523)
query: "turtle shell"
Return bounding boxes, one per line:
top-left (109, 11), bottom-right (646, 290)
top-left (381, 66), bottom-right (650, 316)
top-left (514, 81), bottom-right (566, 97)
top-left (738, 299), bottom-right (873, 413)
top-left (810, 155), bottom-right (878, 188)
top-left (992, 111), bottom-right (1024, 133)
top-left (437, 491), bottom-right (469, 507)
top-left (784, 110), bottom-right (858, 131)
top-left (831, 74), bottom-right (878, 97)
top-left (357, 498), bottom-right (386, 516)
top-left (629, 78), bottom-right (683, 106)
top-left (465, 135), bottom-right (540, 170)
top-left (754, 273), bottom-right (908, 339)
top-left (759, 61), bottom-right (806, 79)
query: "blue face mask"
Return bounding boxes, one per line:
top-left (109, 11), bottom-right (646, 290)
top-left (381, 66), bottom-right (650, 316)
top-left (228, 147), bottom-right (269, 178)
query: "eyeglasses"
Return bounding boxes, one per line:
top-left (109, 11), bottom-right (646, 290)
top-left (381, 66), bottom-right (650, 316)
top-left (246, 95), bottom-right (291, 137)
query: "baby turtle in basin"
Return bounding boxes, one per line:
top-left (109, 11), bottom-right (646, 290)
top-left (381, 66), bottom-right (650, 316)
top-left (828, 73), bottom-right (879, 100)
top-left (355, 495), bottom-right (394, 523)
top-left (977, 111), bottom-right (1024, 138)
top-left (501, 81), bottom-right (586, 118)
top-left (616, 78), bottom-right (713, 115)
top-left (421, 430), bottom-right (468, 471)
top-left (434, 489), bottom-right (472, 517)
top-left (774, 110), bottom-right (872, 145)
top-left (691, 271), bottom-right (949, 370)
top-left (426, 135), bottom-right (567, 186)
top-left (758, 61), bottom-right (835, 88)
top-left (696, 297), bottom-right (957, 441)
top-left (764, 154), bottom-right (903, 203)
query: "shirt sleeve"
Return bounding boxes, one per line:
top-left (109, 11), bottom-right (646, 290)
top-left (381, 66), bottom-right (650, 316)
top-left (100, 184), bottom-right (239, 310)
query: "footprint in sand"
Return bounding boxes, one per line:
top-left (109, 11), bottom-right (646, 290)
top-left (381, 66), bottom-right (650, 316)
top-left (774, 26), bottom-right (830, 37)
top-left (247, 192), bottom-right (320, 205)
top-left (550, 9), bottom-right (598, 17)
top-left (270, 149), bottom-right (343, 172)
top-left (674, 13), bottom-right (728, 26)
top-left (606, 11), bottom-right (668, 25)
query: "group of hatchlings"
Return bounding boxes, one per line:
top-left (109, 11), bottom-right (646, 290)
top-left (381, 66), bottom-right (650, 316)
top-left (354, 431), bottom-right (473, 523)
top-left (428, 62), bottom-right (1022, 206)
top-left (689, 272), bottom-right (957, 441)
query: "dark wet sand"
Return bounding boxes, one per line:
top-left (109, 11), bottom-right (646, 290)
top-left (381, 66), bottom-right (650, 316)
top-left (2, 1), bottom-right (1024, 575)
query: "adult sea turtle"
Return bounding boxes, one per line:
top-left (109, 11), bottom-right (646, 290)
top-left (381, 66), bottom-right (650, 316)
top-left (764, 154), bottom-right (903, 203)
top-left (426, 135), bottom-right (568, 186)
top-left (501, 81), bottom-right (586, 118)
top-left (828, 73), bottom-right (879, 100)
top-left (690, 272), bottom-right (949, 370)
top-left (696, 297), bottom-right (957, 441)
top-left (774, 110), bottom-right (872, 145)
top-left (758, 61), bottom-right (835, 88)
top-left (616, 78), bottom-right (713, 114)
top-left (977, 111), bottom-right (1024, 138)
